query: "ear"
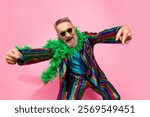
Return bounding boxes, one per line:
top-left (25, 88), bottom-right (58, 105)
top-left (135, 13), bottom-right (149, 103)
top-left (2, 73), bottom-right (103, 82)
top-left (57, 33), bottom-right (62, 39)
top-left (73, 26), bottom-right (76, 32)
top-left (57, 33), bottom-right (59, 38)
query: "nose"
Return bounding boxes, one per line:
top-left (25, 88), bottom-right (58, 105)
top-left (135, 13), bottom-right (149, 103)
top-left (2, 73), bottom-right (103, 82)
top-left (65, 32), bottom-right (71, 37)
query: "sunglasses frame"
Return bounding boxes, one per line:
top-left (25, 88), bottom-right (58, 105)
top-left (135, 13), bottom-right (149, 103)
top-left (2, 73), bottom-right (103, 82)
top-left (60, 28), bottom-right (73, 37)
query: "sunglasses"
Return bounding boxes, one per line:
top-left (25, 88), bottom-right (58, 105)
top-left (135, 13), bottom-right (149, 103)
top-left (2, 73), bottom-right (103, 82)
top-left (60, 28), bottom-right (73, 37)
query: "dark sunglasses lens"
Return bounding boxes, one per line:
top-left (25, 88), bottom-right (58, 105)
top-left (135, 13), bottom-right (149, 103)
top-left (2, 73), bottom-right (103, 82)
top-left (67, 28), bottom-right (72, 33)
top-left (60, 32), bottom-right (66, 36)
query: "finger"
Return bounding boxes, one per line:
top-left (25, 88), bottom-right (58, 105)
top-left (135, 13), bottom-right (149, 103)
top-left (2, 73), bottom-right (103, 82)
top-left (5, 55), bottom-right (17, 64)
top-left (125, 40), bottom-right (130, 44)
top-left (125, 36), bottom-right (132, 44)
top-left (118, 36), bottom-right (123, 42)
top-left (12, 49), bottom-right (22, 59)
top-left (128, 33), bottom-right (132, 40)
top-left (5, 56), bottom-right (16, 61)
top-left (122, 31), bottom-right (128, 45)
top-left (6, 59), bottom-right (17, 64)
top-left (119, 36), bottom-right (123, 41)
top-left (6, 51), bottom-right (18, 60)
top-left (6, 49), bottom-right (22, 59)
top-left (123, 31), bottom-right (132, 44)
top-left (116, 28), bottom-right (123, 41)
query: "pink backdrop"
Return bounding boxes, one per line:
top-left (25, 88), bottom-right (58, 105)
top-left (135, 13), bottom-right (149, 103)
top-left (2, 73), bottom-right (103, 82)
top-left (0, 0), bottom-right (150, 100)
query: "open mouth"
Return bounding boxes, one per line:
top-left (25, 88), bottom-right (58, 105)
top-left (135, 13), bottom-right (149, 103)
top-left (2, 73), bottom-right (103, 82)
top-left (66, 37), bottom-right (73, 42)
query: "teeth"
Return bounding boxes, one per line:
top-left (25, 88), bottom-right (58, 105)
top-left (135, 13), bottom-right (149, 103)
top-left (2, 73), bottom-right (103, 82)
top-left (67, 37), bottom-right (73, 42)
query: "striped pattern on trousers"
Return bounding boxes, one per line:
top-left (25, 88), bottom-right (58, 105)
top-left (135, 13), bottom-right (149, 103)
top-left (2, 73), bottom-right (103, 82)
top-left (66, 73), bottom-right (120, 100)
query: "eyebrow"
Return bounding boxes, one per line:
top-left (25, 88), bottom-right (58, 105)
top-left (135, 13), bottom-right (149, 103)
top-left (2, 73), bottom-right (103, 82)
top-left (59, 27), bottom-right (73, 32)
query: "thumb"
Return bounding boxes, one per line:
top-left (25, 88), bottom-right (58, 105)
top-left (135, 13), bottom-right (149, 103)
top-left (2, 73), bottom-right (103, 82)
top-left (116, 28), bottom-right (122, 41)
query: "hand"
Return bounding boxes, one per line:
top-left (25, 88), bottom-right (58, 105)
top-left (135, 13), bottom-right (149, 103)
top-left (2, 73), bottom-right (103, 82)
top-left (116, 25), bottom-right (132, 45)
top-left (5, 48), bottom-right (22, 65)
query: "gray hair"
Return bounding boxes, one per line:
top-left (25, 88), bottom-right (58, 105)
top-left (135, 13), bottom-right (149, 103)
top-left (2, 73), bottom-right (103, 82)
top-left (54, 17), bottom-right (72, 30)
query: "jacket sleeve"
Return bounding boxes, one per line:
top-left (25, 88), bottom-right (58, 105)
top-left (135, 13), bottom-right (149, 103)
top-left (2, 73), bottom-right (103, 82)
top-left (83, 26), bottom-right (122, 45)
top-left (17, 48), bottom-right (53, 65)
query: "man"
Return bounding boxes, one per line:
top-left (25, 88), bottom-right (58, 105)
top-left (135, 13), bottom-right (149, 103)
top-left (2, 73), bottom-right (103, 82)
top-left (5, 17), bottom-right (132, 100)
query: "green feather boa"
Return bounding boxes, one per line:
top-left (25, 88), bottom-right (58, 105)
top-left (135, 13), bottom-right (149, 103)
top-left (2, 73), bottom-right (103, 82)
top-left (42, 28), bottom-right (87, 84)
top-left (17, 28), bottom-right (87, 84)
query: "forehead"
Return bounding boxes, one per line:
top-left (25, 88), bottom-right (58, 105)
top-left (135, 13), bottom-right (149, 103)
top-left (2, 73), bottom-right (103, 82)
top-left (56, 21), bottom-right (73, 32)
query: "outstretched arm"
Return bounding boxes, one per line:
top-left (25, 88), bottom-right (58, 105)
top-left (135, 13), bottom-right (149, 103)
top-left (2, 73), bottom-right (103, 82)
top-left (84, 25), bottom-right (132, 45)
top-left (6, 47), bottom-right (53, 65)
top-left (17, 48), bottom-right (53, 65)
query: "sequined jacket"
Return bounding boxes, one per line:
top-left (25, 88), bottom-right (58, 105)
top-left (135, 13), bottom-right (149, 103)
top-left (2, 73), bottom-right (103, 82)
top-left (18, 26), bottom-right (121, 99)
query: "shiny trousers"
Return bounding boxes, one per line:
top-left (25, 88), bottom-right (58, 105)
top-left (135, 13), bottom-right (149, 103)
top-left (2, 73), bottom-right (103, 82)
top-left (66, 73), bottom-right (120, 100)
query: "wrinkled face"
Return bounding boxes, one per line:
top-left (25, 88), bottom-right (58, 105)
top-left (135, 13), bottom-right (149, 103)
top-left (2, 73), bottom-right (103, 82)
top-left (56, 21), bottom-right (78, 47)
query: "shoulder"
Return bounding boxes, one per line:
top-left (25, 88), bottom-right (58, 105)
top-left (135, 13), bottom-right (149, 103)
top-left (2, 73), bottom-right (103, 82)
top-left (82, 31), bottom-right (98, 40)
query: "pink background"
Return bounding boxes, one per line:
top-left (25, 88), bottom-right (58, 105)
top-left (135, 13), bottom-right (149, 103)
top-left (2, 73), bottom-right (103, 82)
top-left (0, 0), bottom-right (150, 100)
